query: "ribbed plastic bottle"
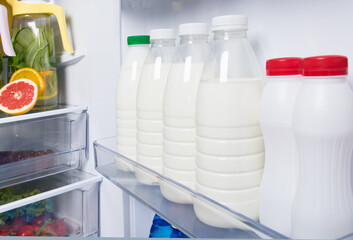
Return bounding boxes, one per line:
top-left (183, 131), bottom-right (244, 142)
top-left (115, 35), bottom-right (150, 172)
top-left (160, 23), bottom-right (209, 204)
top-left (194, 15), bottom-right (264, 228)
top-left (259, 57), bottom-right (302, 236)
top-left (136, 29), bottom-right (176, 184)
top-left (292, 55), bottom-right (353, 238)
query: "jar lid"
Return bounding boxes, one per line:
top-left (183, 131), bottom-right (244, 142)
top-left (150, 29), bottom-right (176, 40)
top-left (302, 55), bottom-right (348, 76)
top-left (127, 35), bottom-right (150, 45)
top-left (179, 23), bottom-right (209, 36)
top-left (212, 15), bottom-right (248, 32)
top-left (266, 57), bottom-right (303, 76)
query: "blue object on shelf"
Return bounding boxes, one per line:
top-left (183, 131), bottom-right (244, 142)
top-left (149, 214), bottom-right (189, 238)
top-left (170, 228), bottom-right (189, 238)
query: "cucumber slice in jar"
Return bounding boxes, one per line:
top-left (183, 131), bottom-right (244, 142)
top-left (13, 27), bottom-right (36, 49)
top-left (33, 46), bottom-right (51, 71)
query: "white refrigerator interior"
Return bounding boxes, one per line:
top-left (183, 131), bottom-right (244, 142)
top-left (54, 0), bottom-right (353, 237)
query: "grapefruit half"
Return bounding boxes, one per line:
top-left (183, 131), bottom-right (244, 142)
top-left (9, 68), bottom-right (45, 96)
top-left (0, 79), bottom-right (38, 115)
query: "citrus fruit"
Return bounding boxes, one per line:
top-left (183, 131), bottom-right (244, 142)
top-left (0, 79), bottom-right (38, 115)
top-left (38, 70), bottom-right (58, 100)
top-left (9, 68), bottom-right (45, 96)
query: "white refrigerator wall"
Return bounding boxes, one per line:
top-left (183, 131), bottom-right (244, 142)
top-left (55, 0), bottom-right (153, 237)
top-left (55, 0), bottom-right (126, 237)
top-left (56, 0), bottom-right (353, 237)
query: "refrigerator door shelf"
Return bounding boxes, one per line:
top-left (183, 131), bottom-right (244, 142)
top-left (0, 105), bottom-right (88, 186)
top-left (0, 169), bottom-right (102, 237)
top-left (94, 137), bottom-right (286, 239)
top-left (57, 49), bottom-right (87, 68)
top-left (0, 105), bottom-right (87, 125)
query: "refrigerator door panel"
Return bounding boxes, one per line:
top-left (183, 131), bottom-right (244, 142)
top-left (120, 1), bottom-right (353, 237)
top-left (95, 137), bottom-right (287, 239)
top-left (49, 0), bottom-right (353, 237)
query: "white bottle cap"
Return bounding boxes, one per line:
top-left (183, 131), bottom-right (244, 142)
top-left (150, 29), bottom-right (176, 40)
top-left (212, 15), bottom-right (248, 32)
top-left (179, 23), bottom-right (209, 36)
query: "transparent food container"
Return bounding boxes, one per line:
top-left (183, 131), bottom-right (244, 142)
top-left (0, 105), bottom-right (87, 186)
top-left (0, 169), bottom-right (101, 237)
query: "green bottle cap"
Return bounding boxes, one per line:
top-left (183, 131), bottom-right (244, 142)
top-left (127, 35), bottom-right (150, 45)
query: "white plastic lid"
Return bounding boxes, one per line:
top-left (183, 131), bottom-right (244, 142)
top-left (212, 15), bottom-right (248, 32)
top-left (150, 29), bottom-right (176, 40)
top-left (0, 5), bottom-right (15, 56)
top-left (179, 23), bottom-right (209, 36)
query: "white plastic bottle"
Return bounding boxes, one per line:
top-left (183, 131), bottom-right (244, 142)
top-left (160, 23), bottom-right (210, 204)
top-left (259, 57), bottom-right (302, 236)
top-left (194, 15), bottom-right (264, 228)
top-left (292, 55), bottom-right (353, 238)
top-left (116, 35), bottom-right (150, 172)
top-left (136, 29), bottom-right (176, 184)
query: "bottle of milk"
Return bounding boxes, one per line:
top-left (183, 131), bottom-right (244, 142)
top-left (259, 57), bottom-right (302, 236)
top-left (292, 55), bottom-right (353, 238)
top-left (160, 23), bottom-right (210, 204)
top-left (194, 15), bottom-right (264, 228)
top-left (136, 29), bottom-right (176, 184)
top-left (116, 35), bottom-right (150, 172)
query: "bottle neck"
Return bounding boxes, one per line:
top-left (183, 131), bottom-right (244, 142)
top-left (267, 75), bottom-right (302, 82)
top-left (213, 30), bottom-right (247, 40)
top-left (151, 39), bottom-right (175, 47)
top-left (303, 75), bottom-right (347, 84)
top-left (128, 44), bottom-right (149, 48)
top-left (179, 35), bottom-right (208, 45)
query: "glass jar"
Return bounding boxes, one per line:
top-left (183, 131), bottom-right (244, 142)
top-left (8, 13), bottom-right (58, 110)
top-left (0, 51), bottom-right (3, 88)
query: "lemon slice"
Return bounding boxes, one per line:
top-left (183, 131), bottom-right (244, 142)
top-left (9, 68), bottom-right (45, 96)
top-left (38, 70), bottom-right (58, 100)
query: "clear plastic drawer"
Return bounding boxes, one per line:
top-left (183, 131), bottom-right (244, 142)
top-left (0, 105), bottom-right (87, 187)
top-left (0, 169), bottom-right (102, 237)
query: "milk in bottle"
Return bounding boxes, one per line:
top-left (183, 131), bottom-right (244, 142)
top-left (116, 35), bottom-right (150, 172)
top-left (292, 55), bottom-right (353, 238)
top-left (161, 23), bottom-right (209, 203)
top-left (136, 29), bottom-right (176, 184)
top-left (195, 15), bottom-right (264, 228)
top-left (259, 57), bottom-right (302, 236)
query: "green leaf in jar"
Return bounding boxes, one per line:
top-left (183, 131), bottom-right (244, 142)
top-left (25, 41), bottom-right (49, 68)
top-left (9, 25), bottom-right (55, 75)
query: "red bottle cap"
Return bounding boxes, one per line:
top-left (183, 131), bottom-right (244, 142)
top-left (266, 57), bottom-right (302, 76)
top-left (302, 55), bottom-right (348, 76)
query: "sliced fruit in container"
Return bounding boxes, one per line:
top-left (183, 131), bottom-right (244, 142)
top-left (0, 79), bottom-right (38, 115)
top-left (9, 68), bottom-right (45, 96)
top-left (39, 70), bottom-right (57, 100)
